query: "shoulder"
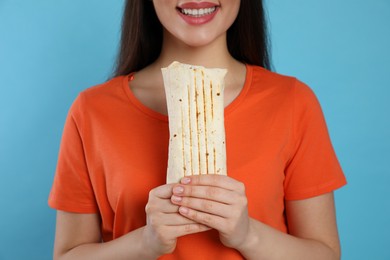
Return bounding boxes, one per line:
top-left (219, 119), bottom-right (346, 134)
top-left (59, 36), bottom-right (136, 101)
top-left (249, 65), bottom-right (309, 91)
top-left (67, 75), bottom-right (131, 128)
top-left (250, 65), bottom-right (296, 86)
top-left (81, 75), bottom-right (127, 101)
top-left (70, 75), bottom-right (128, 113)
top-left (247, 65), bottom-right (316, 103)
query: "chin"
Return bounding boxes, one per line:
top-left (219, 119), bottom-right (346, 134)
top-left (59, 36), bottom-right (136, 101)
top-left (164, 28), bottom-right (226, 49)
top-left (183, 39), bottom-right (215, 48)
top-left (178, 32), bottom-right (225, 49)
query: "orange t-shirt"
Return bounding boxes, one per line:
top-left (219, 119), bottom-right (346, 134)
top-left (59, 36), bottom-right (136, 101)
top-left (48, 65), bottom-right (346, 259)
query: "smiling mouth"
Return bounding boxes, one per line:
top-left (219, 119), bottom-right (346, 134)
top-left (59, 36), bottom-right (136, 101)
top-left (177, 7), bottom-right (217, 17)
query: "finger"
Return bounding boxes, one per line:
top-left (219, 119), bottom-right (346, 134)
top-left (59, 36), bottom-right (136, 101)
top-left (178, 206), bottom-right (225, 231)
top-left (172, 184), bottom-right (238, 204)
top-left (176, 223), bottom-right (211, 237)
top-left (171, 196), bottom-right (230, 218)
top-left (149, 183), bottom-right (176, 199)
top-left (152, 198), bottom-right (180, 213)
top-left (162, 223), bottom-right (211, 239)
top-left (162, 213), bottom-right (208, 226)
top-left (146, 197), bottom-right (179, 215)
top-left (181, 175), bottom-right (245, 193)
top-left (149, 212), bottom-right (203, 226)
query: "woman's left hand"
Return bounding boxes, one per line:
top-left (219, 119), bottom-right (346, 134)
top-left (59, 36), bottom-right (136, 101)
top-left (170, 175), bottom-right (251, 249)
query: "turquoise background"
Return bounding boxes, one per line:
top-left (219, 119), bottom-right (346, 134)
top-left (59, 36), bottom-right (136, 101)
top-left (0, 1), bottom-right (389, 259)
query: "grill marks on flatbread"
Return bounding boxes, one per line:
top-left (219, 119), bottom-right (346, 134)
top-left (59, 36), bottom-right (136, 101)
top-left (162, 61), bottom-right (227, 183)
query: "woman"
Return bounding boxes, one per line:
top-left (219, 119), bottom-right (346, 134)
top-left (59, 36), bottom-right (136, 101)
top-left (49, 0), bottom-right (346, 259)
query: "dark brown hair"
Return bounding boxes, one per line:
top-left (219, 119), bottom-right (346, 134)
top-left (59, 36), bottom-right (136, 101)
top-left (113, 0), bottom-right (271, 77)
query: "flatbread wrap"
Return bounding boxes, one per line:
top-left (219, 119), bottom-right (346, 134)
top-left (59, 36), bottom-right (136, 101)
top-left (162, 61), bottom-right (227, 183)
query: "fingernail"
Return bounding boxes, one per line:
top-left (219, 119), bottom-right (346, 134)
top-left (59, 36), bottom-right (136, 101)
top-left (179, 207), bottom-right (189, 214)
top-left (181, 177), bottom-right (191, 184)
top-left (173, 186), bottom-right (184, 194)
top-left (171, 195), bottom-right (182, 202)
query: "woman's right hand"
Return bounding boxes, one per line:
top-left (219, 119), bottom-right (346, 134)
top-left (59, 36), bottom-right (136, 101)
top-left (142, 184), bottom-right (211, 258)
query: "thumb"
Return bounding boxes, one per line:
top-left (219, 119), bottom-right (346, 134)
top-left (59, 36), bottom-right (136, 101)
top-left (149, 183), bottom-right (176, 199)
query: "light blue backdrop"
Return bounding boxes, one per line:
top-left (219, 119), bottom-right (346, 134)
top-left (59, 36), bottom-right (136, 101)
top-left (0, 1), bottom-right (389, 259)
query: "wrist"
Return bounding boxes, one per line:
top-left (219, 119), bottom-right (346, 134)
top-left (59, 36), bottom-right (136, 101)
top-left (138, 226), bottom-right (161, 260)
top-left (235, 218), bottom-right (261, 258)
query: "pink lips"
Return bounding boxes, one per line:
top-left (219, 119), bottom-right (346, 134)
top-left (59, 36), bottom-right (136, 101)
top-left (177, 2), bottom-right (219, 25)
top-left (179, 1), bottom-right (217, 9)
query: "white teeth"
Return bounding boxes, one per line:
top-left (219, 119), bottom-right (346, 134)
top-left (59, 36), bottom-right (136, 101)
top-left (181, 7), bottom-right (216, 17)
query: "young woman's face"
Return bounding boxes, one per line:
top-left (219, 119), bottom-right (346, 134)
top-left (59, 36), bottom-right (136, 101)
top-left (153, 0), bottom-right (240, 48)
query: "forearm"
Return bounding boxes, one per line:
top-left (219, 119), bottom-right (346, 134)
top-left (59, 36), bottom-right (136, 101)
top-left (56, 226), bottom-right (157, 260)
top-left (237, 219), bottom-right (339, 260)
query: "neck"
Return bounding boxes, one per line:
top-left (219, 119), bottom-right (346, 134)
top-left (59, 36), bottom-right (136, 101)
top-left (145, 30), bottom-right (246, 90)
top-left (154, 30), bottom-right (237, 69)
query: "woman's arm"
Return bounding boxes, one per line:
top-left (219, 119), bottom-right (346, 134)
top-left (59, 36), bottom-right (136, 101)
top-left (53, 184), bottom-right (210, 260)
top-left (171, 175), bottom-right (341, 260)
top-left (53, 211), bottom-right (149, 260)
top-left (239, 193), bottom-right (341, 259)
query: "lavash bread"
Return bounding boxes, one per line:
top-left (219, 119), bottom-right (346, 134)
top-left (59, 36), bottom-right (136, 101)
top-left (162, 61), bottom-right (227, 183)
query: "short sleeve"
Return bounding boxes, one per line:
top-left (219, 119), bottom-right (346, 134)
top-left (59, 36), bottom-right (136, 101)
top-left (284, 80), bottom-right (347, 200)
top-left (48, 95), bottom-right (98, 213)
